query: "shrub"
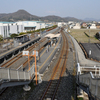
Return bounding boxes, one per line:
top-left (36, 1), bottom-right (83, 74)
top-left (0, 35), bottom-right (3, 41)
top-left (19, 32), bottom-right (26, 35)
top-left (10, 33), bottom-right (18, 38)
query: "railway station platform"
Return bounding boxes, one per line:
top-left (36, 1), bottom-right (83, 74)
top-left (0, 28), bottom-right (61, 90)
top-left (37, 35), bottom-right (61, 74)
top-left (0, 27), bottom-right (59, 65)
top-left (0, 36), bottom-right (41, 64)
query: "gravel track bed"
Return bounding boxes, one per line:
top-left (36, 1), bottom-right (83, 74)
top-left (0, 30), bottom-right (76, 100)
top-left (55, 31), bottom-right (76, 100)
top-left (28, 43), bottom-right (62, 100)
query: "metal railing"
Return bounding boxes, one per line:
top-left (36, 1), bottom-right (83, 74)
top-left (0, 65), bottom-right (35, 82)
top-left (68, 31), bottom-right (100, 99)
top-left (79, 72), bottom-right (100, 99)
top-left (80, 66), bottom-right (100, 77)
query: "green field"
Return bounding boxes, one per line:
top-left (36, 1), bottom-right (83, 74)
top-left (69, 29), bottom-right (100, 43)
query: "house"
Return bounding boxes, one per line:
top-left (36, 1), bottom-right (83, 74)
top-left (90, 24), bottom-right (96, 29)
top-left (58, 22), bottom-right (62, 27)
top-left (81, 22), bottom-right (87, 28)
top-left (96, 23), bottom-right (100, 29)
top-left (73, 23), bottom-right (81, 29)
top-left (68, 21), bottom-right (74, 25)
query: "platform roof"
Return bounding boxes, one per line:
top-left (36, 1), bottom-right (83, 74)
top-left (45, 33), bottom-right (60, 38)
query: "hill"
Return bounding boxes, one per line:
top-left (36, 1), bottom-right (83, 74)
top-left (0, 10), bottom-right (39, 21)
top-left (0, 10), bottom-right (82, 22)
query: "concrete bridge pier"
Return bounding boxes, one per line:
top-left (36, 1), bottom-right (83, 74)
top-left (23, 85), bottom-right (31, 91)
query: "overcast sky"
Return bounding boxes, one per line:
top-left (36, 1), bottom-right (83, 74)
top-left (0, 0), bottom-right (100, 19)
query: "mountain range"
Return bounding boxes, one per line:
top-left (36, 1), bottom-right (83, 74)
top-left (0, 10), bottom-right (82, 22)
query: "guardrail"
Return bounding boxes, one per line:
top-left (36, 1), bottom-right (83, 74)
top-left (79, 72), bottom-right (100, 99)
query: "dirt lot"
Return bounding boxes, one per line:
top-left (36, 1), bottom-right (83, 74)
top-left (69, 29), bottom-right (100, 43)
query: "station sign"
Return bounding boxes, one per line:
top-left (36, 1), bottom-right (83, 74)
top-left (33, 51), bottom-right (38, 56)
top-left (22, 51), bottom-right (29, 56)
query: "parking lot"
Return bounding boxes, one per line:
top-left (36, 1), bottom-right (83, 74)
top-left (81, 43), bottom-right (100, 62)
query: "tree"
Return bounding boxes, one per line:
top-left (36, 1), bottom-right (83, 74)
top-left (0, 35), bottom-right (3, 41)
top-left (95, 32), bottom-right (100, 39)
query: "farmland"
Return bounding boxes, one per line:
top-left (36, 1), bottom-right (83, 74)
top-left (69, 29), bottom-right (100, 43)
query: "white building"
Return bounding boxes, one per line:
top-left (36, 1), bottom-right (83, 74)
top-left (16, 21), bottom-right (46, 32)
top-left (0, 22), bottom-right (24, 38)
top-left (73, 23), bottom-right (81, 29)
top-left (35, 22), bottom-right (46, 30)
top-left (68, 21), bottom-right (74, 25)
top-left (57, 22), bottom-right (62, 27)
top-left (90, 24), bottom-right (96, 29)
top-left (0, 21), bottom-right (53, 38)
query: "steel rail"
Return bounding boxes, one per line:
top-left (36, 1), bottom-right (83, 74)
top-left (1, 28), bottom-right (60, 69)
top-left (1, 27), bottom-right (60, 68)
top-left (1, 38), bottom-right (46, 68)
top-left (40, 28), bottom-right (69, 100)
top-left (52, 29), bottom-right (68, 100)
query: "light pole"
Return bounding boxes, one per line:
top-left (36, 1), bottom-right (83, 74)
top-left (39, 41), bottom-right (41, 62)
top-left (40, 23), bottom-right (41, 36)
top-left (88, 26), bottom-right (90, 43)
top-left (38, 23), bottom-right (41, 62)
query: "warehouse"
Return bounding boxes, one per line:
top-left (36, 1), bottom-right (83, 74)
top-left (16, 21), bottom-right (46, 32)
top-left (0, 21), bottom-right (50, 38)
top-left (0, 22), bottom-right (24, 38)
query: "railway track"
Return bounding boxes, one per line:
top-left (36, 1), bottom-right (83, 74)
top-left (39, 28), bottom-right (69, 100)
top-left (0, 28), bottom-right (62, 99)
top-left (1, 38), bottom-right (46, 69)
top-left (1, 29), bottom-right (60, 70)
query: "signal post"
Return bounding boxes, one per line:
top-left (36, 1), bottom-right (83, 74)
top-left (22, 50), bottom-right (38, 85)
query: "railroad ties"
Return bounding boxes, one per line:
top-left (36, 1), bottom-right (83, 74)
top-left (39, 28), bottom-right (68, 100)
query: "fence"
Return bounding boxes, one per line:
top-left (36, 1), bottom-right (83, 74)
top-left (79, 72), bottom-right (100, 99)
top-left (0, 64), bottom-right (35, 82)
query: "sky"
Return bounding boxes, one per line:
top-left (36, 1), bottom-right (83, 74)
top-left (0, 0), bottom-right (100, 19)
